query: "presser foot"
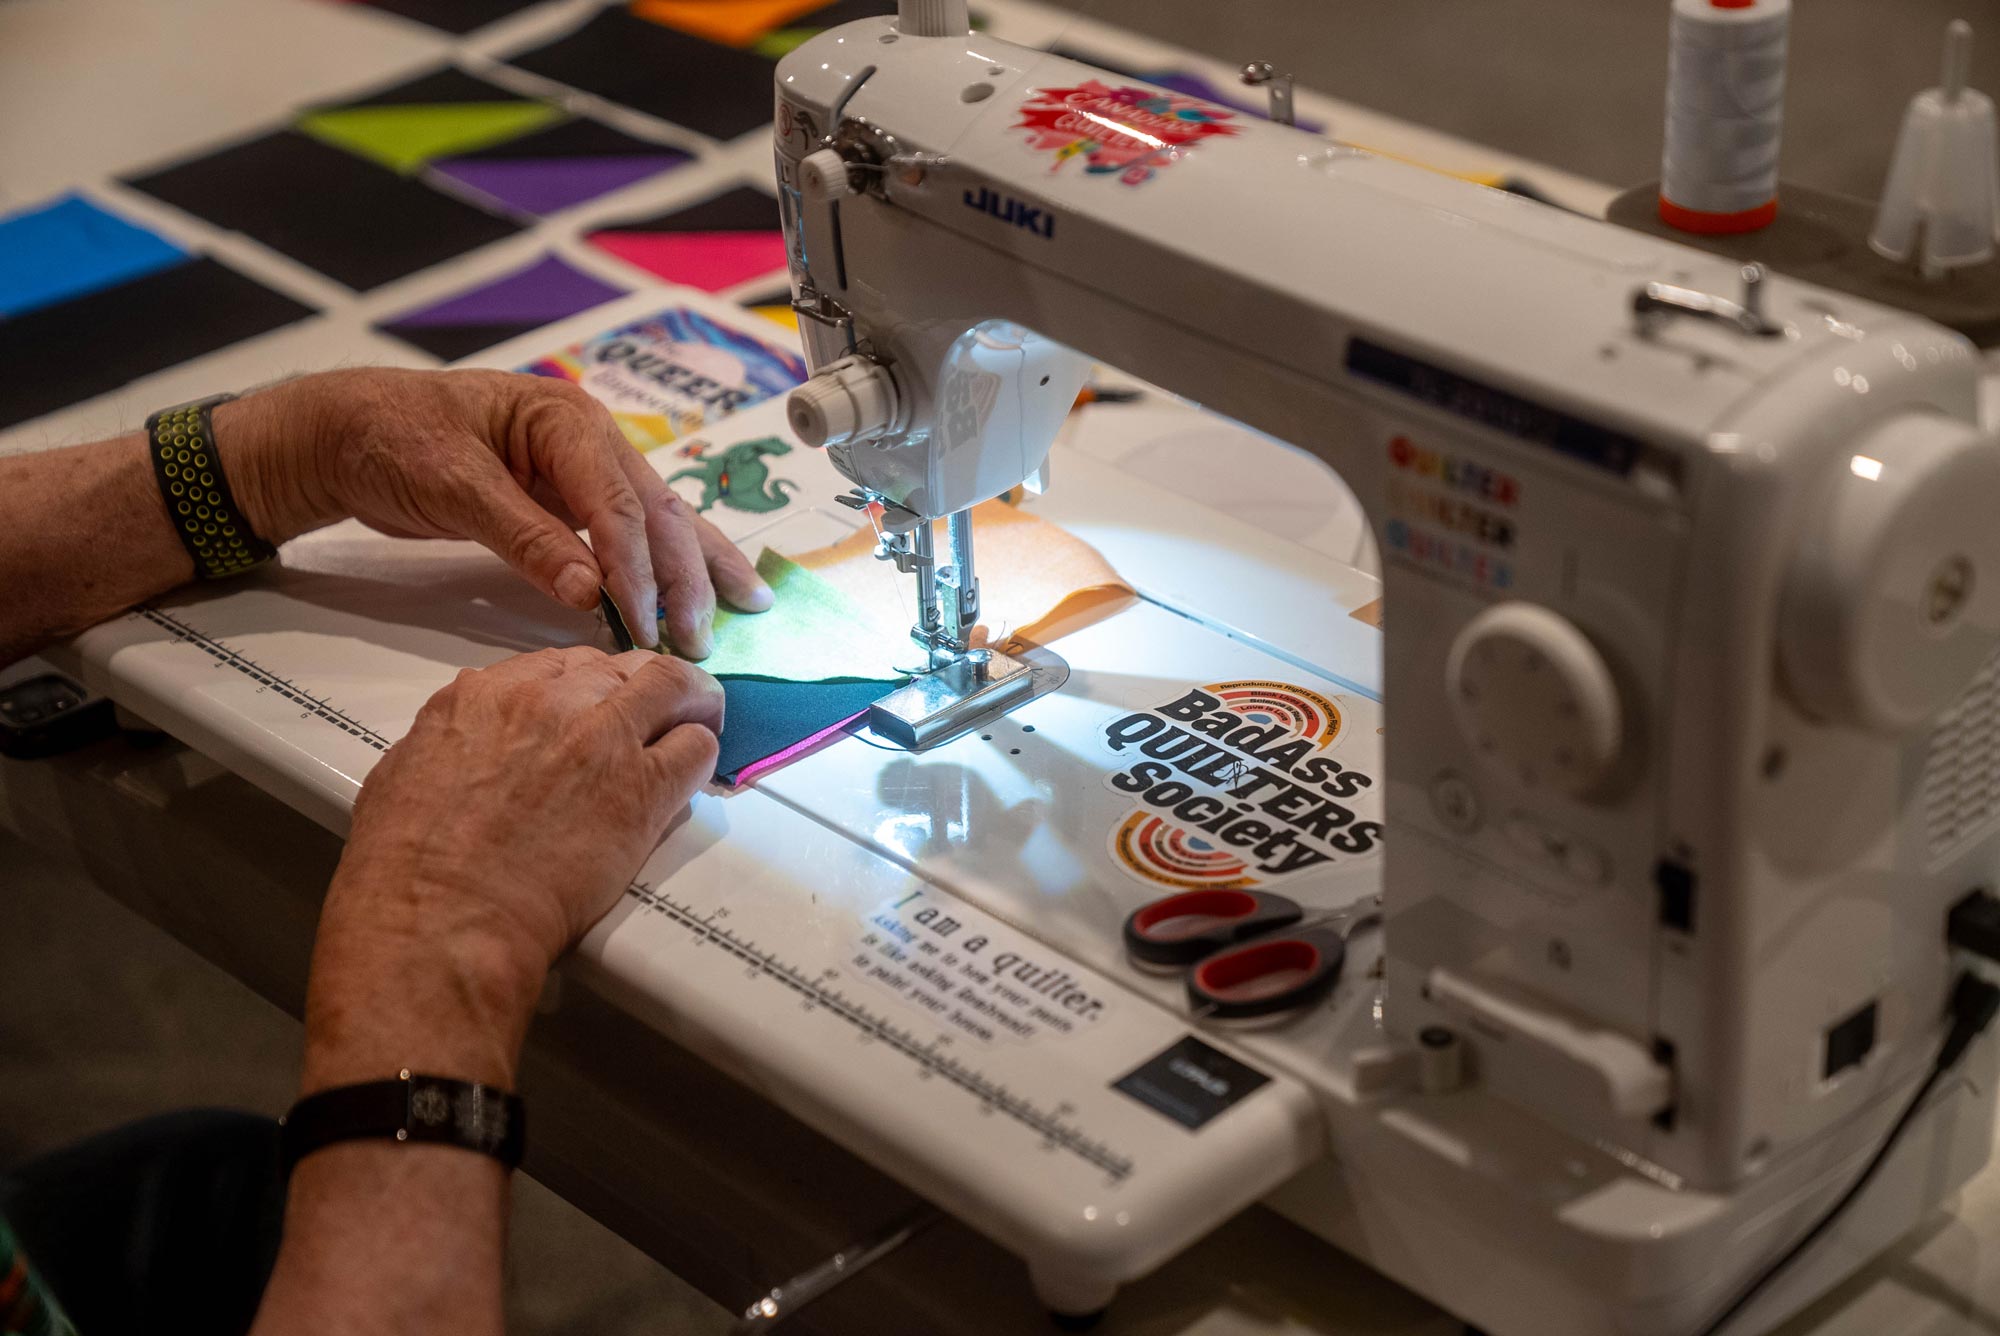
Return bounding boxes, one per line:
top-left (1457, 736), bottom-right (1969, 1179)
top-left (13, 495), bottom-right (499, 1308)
top-left (867, 645), bottom-right (1069, 751)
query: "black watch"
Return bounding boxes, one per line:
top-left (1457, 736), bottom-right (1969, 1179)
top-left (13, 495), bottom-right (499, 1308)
top-left (279, 1070), bottom-right (525, 1175)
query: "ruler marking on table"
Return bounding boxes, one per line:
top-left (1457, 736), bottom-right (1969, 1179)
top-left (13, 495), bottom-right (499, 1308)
top-left (136, 607), bottom-right (393, 752)
top-left (626, 880), bottom-right (1136, 1182)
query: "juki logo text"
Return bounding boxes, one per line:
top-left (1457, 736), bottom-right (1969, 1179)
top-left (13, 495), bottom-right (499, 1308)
top-left (963, 186), bottom-right (1056, 238)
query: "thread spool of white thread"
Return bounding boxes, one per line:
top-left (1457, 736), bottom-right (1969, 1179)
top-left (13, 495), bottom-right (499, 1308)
top-left (1660, 0), bottom-right (1790, 234)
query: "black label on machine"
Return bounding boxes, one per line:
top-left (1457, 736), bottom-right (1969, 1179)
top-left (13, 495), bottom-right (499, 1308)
top-left (1346, 337), bottom-right (1664, 481)
top-left (1113, 1036), bottom-right (1270, 1130)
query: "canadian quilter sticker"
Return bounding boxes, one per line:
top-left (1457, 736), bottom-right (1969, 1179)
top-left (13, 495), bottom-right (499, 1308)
top-left (1101, 681), bottom-right (1383, 891)
top-left (1014, 81), bottom-right (1239, 185)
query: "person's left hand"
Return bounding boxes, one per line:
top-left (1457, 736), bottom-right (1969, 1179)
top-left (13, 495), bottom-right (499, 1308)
top-left (216, 368), bottom-right (771, 657)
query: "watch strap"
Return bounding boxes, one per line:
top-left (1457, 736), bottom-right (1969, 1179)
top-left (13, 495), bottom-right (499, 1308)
top-left (147, 393), bottom-right (277, 580)
top-left (280, 1070), bottom-right (525, 1175)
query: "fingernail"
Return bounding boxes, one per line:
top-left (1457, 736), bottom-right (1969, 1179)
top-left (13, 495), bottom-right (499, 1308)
top-left (554, 562), bottom-right (597, 610)
top-left (742, 581), bottom-right (775, 612)
top-left (695, 614), bottom-right (715, 660)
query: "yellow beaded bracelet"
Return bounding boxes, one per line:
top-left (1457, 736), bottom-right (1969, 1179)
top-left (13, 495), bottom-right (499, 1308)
top-left (146, 393), bottom-right (276, 580)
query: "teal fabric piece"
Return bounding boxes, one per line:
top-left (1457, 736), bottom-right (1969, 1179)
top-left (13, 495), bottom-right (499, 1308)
top-left (678, 548), bottom-right (906, 685)
top-left (655, 548), bottom-right (908, 782)
top-left (714, 677), bottom-right (889, 783)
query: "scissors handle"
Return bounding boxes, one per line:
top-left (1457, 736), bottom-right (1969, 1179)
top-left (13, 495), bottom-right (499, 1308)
top-left (1123, 889), bottom-right (1304, 967)
top-left (1186, 923), bottom-right (1348, 1020)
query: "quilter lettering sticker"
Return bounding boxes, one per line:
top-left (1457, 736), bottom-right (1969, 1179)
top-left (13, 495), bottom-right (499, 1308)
top-left (1014, 81), bottom-right (1239, 186)
top-left (853, 889), bottom-right (1111, 1046)
top-left (1382, 434), bottom-right (1518, 590)
top-left (1101, 681), bottom-right (1383, 890)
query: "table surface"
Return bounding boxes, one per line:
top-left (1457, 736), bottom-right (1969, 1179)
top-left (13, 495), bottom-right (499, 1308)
top-left (4, 3), bottom-right (1998, 1334)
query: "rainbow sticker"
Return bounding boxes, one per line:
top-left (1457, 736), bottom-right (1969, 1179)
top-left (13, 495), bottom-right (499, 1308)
top-left (1112, 812), bottom-right (1258, 891)
top-left (1206, 680), bottom-right (1343, 750)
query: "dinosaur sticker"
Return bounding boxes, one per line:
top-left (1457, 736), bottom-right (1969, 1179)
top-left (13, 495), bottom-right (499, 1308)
top-left (665, 435), bottom-right (798, 514)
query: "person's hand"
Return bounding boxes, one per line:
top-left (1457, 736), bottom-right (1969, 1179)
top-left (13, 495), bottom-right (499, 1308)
top-left (301, 646), bottom-right (723, 1089)
top-left (217, 368), bottom-right (772, 657)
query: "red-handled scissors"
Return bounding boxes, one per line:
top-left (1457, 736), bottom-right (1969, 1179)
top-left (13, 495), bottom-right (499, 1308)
top-left (1122, 889), bottom-right (1373, 1020)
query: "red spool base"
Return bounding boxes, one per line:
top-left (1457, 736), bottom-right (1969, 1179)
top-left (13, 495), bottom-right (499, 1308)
top-left (1659, 195), bottom-right (1780, 235)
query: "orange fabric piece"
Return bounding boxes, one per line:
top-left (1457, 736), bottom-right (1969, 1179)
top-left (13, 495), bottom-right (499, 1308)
top-left (630, 0), bottom-right (831, 46)
top-left (791, 499), bottom-right (1135, 654)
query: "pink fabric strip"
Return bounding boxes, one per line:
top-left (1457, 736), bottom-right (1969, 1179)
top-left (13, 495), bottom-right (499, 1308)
top-left (731, 709), bottom-right (868, 787)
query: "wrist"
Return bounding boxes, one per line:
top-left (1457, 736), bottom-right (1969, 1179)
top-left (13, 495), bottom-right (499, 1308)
top-left (211, 380), bottom-right (339, 546)
top-left (303, 865), bottom-right (549, 1095)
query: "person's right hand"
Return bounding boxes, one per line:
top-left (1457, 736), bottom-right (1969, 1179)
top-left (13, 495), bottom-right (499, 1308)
top-left (301, 647), bottom-right (723, 1091)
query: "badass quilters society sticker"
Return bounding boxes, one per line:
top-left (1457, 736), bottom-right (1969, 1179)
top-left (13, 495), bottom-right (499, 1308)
top-left (1013, 81), bottom-right (1240, 186)
top-left (1100, 681), bottom-right (1382, 890)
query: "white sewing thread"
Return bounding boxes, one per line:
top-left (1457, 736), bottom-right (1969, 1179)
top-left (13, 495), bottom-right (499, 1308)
top-left (1661, 0), bottom-right (1790, 219)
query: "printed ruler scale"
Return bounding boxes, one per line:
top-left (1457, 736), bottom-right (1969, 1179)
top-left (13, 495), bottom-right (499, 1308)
top-left (135, 606), bottom-right (394, 750)
top-left (625, 878), bottom-right (1138, 1183)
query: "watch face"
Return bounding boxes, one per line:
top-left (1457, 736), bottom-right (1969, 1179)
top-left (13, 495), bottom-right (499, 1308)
top-left (0, 674), bottom-right (87, 728)
top-left (410, 1087), bottom-right (451, 1125)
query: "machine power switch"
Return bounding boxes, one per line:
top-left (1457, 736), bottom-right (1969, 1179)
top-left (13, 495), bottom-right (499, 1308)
top-left (1445, 602), bottom-right (1627, 800)
top-left (1779, 411), bottom-right (2000, 731)
top-left (788, 355), bottom-right (901, 450)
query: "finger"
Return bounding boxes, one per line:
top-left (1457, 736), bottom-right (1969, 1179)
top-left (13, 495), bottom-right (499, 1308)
top-left (645, 721), bottom-right (721, 814)
top-left (692, 511), bottom-right (774, 613)
top-left (601, 654), bottom-right (726, 743)
top-left (442, 450), bottom-right (604, 614)
top-left (618, 448), bottom-right (718, 660)
top-left (525, 477), bottom-right (582, 530)
top-left (518, 391), bottom-right (660, 649)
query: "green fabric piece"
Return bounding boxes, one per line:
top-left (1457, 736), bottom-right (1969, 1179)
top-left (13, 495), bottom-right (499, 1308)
top-left (297, 102), bottom-right (563, 174)
top-left (752, 28), bottom-right (817, 58)
top-left (683, 548), bottom-right (906, 684)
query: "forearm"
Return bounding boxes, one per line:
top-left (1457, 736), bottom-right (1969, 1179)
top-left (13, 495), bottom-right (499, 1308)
top-left (256, 1143), bottom-right (512, 1336)
top-left (0, 432), bottom-right (193, 664)
top-left (0, 392), bottom-right (330, 667)
top-left (250, 860), bottom-right (545, 1336)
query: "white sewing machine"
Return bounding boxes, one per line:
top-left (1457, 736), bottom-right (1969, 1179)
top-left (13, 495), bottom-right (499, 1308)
top-left (767, 3), bottom-right (2000, 1330)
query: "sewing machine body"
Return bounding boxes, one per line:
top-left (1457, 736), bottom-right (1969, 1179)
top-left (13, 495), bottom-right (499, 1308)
top-left (773, 15), bottom-right (2000, 1331)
